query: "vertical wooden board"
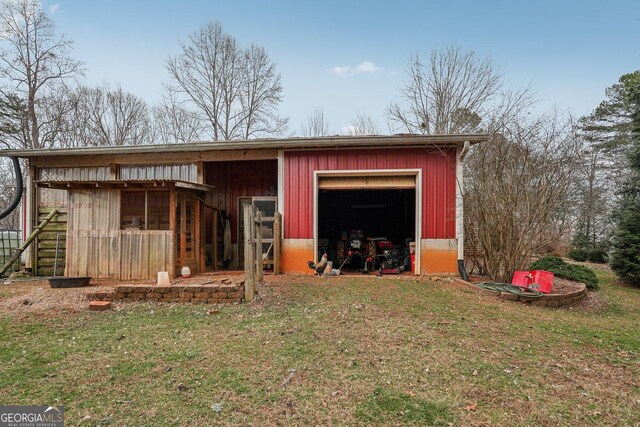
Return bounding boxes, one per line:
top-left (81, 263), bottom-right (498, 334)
top-left (274, 212), bottom-right (282, 275)
top-left (119, 232), bottom-right (130, 280)
top-left (140, 233), bottom-right (150, 280)
top-left (195, 199), bottom-right (204, 273)
top-left (111, 232), bottom-right (120, 280)
top-left (119, 233), bottom-right (127, 280)
top-left (156, 233), bottom-right (164, 274)
top-left (77, 232), bottom-right (88, 277)
top-left (168, 232), bottom-right (175, 279)
top-left (180, 194), bottom-right (187, 268)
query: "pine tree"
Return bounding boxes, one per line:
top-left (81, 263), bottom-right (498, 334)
top-left (609, 84), bottom-right (640, 285)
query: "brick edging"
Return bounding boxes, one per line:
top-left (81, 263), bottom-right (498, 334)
top-left (87, 281), bottom-right (245, 305)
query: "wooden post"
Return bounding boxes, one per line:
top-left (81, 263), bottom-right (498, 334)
top-left (169, 190), bottom-right (177, 278)
top-left (195, 198), bottom-right (203, 273)
top-left (255, 210), bottom-right (263, 282)
top-left (212, 209), bottom-right (218, 271)
top-left (274, 212), bottom-right (282, 275)
top-left (179, 194), bottom-right (187, 270)
top-left (243, 204), bottom-right (255, 303)
top-left (29, 164), bottom-right (38, 274)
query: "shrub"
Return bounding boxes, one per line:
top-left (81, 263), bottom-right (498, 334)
top-left (529, 256), bottom-right (599, 290)
top-left (586, 249), bottom-right (608, 264)
top-left (568, 249), bottom-right (588, 262)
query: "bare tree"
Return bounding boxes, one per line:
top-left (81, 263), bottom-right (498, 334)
top-left (37, 83), bottom-right (80, 148)
top-left (72, 84), bottom-right (152, 146)
top-left (0, 0), bottom-right (82, 149)
top-left (165, 21), bottom-right (287, 141)
top-left (345, 112), bottom-right (380, 135)
top-left (301, 109), bottom-right (330, 137)
top-left (464, 111), bottom-right (584, 282)
top-left (388, 47), bottom-right (501, 134)
top-left (240, 44), bottom-right (287, 138)
top-left (47, 84), bottom-right (151, 147)
top-left (152, 88), bottom-right (204, 144)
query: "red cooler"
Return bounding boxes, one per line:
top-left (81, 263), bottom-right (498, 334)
top-left (530, 270), bottom-right (554, 294)
top-left (511, 270), bottom-right (554, 294)
top-left (511, 271), bottom-right (532, 287)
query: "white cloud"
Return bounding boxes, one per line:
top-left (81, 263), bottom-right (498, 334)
top-left (353, 61), bottom-right (381, 74)
top-left (330, 61), bottom-right (382, 77)
top-left (49, 3), bottom-right (60, 13)
top-left (330, 66), bottom-right (350, 76)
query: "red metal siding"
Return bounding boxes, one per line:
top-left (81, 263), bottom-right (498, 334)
top-left (205, 160), bottom-right (277, 243)
top-left (284, 148), bottom-right (457, 239)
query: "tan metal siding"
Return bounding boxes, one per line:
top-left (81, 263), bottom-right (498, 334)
top-left (120, 231), bottom-right (173, 280)
top-left (120, 164), bottom-right (197, 182)
top-left (66, 189), bottom-right (120, 279)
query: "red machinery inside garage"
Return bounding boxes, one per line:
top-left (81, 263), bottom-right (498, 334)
top-left (317, 188), bottom-right (416, 274)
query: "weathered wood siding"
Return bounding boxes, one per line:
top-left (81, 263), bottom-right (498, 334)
top-left (120, 231), bottom-right (173, 280)
top-left (65, 189), bottom-right (173, 280)
top-left (66, 189), bottom-right (120, 279)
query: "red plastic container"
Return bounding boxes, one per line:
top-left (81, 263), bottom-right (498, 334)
top-left (511, 271), bottom-right (532, 288)
top-left (411, 254), bottom-right (416, 273)
top-left (511, 270), bottom-right (554, 294)
top-left (530, 270), bottom-right (554, 294)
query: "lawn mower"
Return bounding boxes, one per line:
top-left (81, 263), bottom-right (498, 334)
top-left (372, 238), bottom-right (403, 275)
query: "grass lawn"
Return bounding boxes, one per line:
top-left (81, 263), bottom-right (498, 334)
top-left (0, 271), bottom-right (638, 426)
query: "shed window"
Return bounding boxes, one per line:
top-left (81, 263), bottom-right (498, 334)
top-left (121, 190), bottom-right (170, 230)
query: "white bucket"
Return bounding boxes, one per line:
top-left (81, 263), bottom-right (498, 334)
top-left (181, 266), bottom-right (191, 278)
top-left (157, 271), bottom-right (170, 286)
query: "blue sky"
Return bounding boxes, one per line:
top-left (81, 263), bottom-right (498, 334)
top-left (45, 0), bottom-right (640, 135)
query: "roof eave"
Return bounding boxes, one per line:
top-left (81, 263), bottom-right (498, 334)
top-left (0, 134), bottom-right (489, 158)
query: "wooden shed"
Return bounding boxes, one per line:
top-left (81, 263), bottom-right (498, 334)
top-left (3, 134), bottom-right (487, 280)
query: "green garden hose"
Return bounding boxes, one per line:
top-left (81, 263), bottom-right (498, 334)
top-left (473, 282), bottom-right (544, 298)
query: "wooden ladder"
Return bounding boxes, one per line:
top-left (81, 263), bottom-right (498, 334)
top-left (0, 209), bottom-right (59, 277)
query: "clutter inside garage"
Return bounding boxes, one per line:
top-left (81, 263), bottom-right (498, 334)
top-left (316, 188), bottom-right (416, 275)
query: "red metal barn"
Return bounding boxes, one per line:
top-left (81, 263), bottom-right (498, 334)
top-left (3, 135), bottom-right (486, 279)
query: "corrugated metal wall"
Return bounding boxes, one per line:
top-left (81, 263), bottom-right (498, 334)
top-left (120, 164), bottom-right (197, 182)
top-left (66, 189), bottom-right (121, 279)
top-left (204, 160), bottom-right (277, 243)
top-left (284, 148), bottom-right (457, 239)
top-left (39, 167), bottom-right (112, 181)
top-left (65, 189), bottom-right (173, 280)
top-left (120, 231), bottom-right (173, 280)
top-left (38, 164), bottom-right (198, 183)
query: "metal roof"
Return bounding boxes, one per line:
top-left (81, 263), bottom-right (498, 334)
top-left (0, 134), bottom-right (488, 158)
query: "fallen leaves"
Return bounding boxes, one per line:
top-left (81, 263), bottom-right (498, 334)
top-left (464, 402), bottom-right (478, 411)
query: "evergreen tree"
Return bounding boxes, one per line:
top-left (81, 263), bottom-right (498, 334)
top-left (609, 84), bottom-right (640, 285)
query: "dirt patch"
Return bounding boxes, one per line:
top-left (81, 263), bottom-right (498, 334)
top-left (0, 272), bottom-right (247, 316)
top-left (568, 288), bottom-right (609, 312)
top-left (551, 277), bottom-right (585, 294)
top-left (0, 280), bottom-right (116, 315)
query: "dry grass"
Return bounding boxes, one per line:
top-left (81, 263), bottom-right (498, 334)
top-left (0, 270), bottom-right (638, 426)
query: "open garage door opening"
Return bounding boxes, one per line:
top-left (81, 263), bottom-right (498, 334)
top-left (317, 188), bottom-right (416, 275)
